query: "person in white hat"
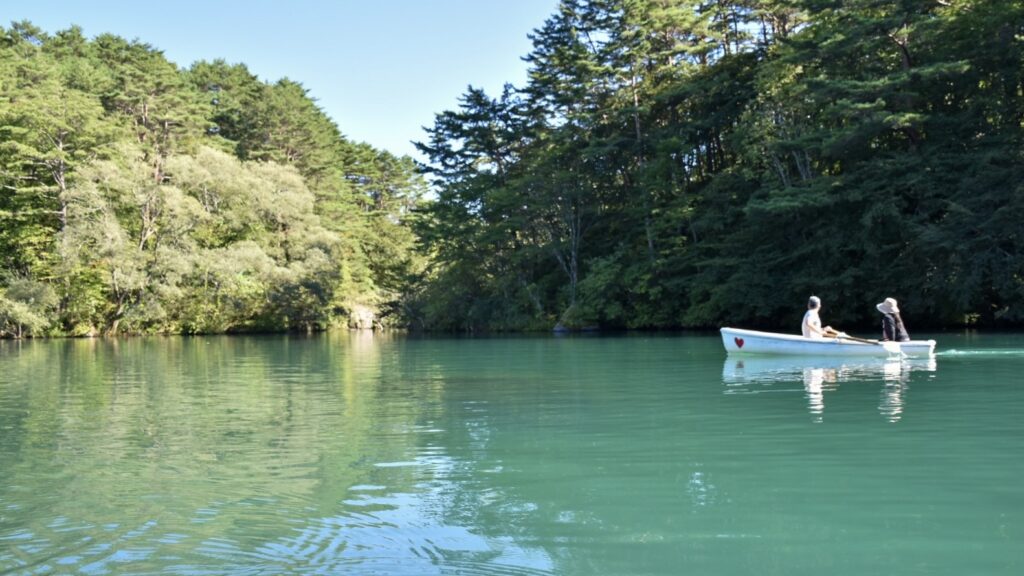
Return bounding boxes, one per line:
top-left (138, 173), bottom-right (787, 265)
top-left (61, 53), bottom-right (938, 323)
top-left (876, 297), bottom-right (910, 342)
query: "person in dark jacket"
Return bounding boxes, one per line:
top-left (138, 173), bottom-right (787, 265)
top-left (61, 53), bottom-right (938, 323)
top-left (876, 298), bottom-right (910, 342)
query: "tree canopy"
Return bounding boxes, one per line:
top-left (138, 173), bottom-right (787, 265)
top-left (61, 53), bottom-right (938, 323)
top-left (3, 1), bottom-right (1022, 338)
top-left (0, 22), bottom-right (424, 336)
top-left (410, 0), bottom-right (1024, 331)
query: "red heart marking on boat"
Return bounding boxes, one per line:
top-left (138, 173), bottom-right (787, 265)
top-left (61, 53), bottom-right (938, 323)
top-left (734, 337), bottom-right (744, 348)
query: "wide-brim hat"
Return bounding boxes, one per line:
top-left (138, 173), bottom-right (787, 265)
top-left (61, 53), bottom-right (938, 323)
top-left (876, 297), bottom-right (900, 314)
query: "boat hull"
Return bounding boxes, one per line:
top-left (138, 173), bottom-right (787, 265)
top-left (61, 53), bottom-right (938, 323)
top-left (721, 327), bottom-right (935, 357)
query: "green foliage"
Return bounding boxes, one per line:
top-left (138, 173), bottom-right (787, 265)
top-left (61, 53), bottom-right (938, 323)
top-left (0, 21), bottom-right (424, 337)
top-left (0, 277), bottom-right (58, 337)
top-left (4, 1), bottom-right (1022, 336)
top-left (412, 0), bottom-right (1024, 330)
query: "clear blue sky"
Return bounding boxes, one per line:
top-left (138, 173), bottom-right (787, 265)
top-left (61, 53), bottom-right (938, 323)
top-left (5, 0), bottom-right (557, 158)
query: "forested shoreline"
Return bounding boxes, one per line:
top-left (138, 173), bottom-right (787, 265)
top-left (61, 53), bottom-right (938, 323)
top-left (0, 22), bottom-right (424, 337)
top-left (411, 0), bottom-right (1023, 332)
top-left (2, 0), bottom-right (1023, 338)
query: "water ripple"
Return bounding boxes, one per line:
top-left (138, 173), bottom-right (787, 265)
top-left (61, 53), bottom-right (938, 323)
top-left (2, 333), bottom-right (1023, 574)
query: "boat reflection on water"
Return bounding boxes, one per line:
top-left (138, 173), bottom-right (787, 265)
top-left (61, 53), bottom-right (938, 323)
top-left (722, 356), bottom-right (937, 423)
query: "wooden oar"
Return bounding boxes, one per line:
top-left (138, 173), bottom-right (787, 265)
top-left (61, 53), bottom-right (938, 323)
top-left (825, 329), bottom-right (904, 355)
top-left (830, 332), bottom-right (879, 344)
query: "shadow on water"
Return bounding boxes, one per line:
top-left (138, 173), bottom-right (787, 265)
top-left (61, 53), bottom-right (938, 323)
top-left (721, 355), bottom-right (938, 423)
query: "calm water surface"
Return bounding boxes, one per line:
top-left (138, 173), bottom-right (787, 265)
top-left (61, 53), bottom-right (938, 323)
top-left (0, 332), bottom-right (1021, 574)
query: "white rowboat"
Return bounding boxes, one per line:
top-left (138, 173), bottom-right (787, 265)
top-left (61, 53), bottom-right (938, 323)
top-left (720, 327), bottom-right (936, 357)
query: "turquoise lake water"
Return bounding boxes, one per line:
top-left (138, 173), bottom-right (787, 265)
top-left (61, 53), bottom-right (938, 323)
top-left (1, 332), bottom-right (1022, 574)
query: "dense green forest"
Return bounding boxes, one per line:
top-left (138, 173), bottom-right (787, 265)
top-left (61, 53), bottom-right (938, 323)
top-left (2, 0), bottom-right (1023, 337)
top-left (411, 0), bottom-right (1024, 331)
top-left (0, 22), bottom-right (424, 337)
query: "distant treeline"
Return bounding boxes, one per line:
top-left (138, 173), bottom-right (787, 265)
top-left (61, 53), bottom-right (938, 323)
top-left (0, 22), bottom-right (424, 337)
top-left (410, 0), bottom-right (1023, 331)
top-left (3, 0), bottom-right (1022, 339)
